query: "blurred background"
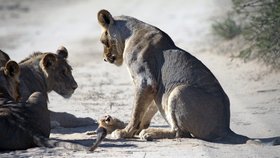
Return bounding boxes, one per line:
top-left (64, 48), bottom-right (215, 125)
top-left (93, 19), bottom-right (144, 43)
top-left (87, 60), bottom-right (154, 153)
top-left (0, 0), bottom-right (279, 157)
top-left (1, 0), bottom-right (279, 69)
top-left (0, 0), bottom-right (231, 62)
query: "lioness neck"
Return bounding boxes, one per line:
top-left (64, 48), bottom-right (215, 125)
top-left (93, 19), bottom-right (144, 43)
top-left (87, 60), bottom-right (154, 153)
top-left (19, 64), bottom-right (48, 101)
top-left (119, 16), bottom-right (176, 52)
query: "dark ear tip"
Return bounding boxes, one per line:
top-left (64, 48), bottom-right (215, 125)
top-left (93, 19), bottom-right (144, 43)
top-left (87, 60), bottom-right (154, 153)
top-left (0, 50), bottom-right (10, 61)
top-left (43, 53), bottom-right (56, 68)
top-left (56, 46), bottom-right (68, 58)
top-left (45, 53), bottom-right (56, 59)
top-left (98, 9), bottom-right (110, 17)
top-left (97, 9), bottom-right (113, 27)
top-left (6, 60), bottom-right (18, 67)
top-left (57, 46), bottom-right (67, 51)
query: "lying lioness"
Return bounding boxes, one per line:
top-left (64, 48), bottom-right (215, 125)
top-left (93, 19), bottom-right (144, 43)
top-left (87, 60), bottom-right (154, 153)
top-left (97, 9), bottom-right (279, 145)
top-left (0, 58), bottom-right (85, 151)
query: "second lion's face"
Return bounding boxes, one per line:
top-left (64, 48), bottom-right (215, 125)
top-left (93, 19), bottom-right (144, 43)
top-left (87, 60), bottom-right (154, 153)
top-left (100, 29), bottom-right (124, 66)
top-left (97, 10), bottom-right (124, 66)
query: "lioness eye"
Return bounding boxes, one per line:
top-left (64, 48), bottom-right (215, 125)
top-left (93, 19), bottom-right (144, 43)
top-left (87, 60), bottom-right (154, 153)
top-left (104, 115), bottom-right (112, 122)
top-left (101, 39), bottom-right (109, 47)
top-left (101, 31), bottom-right (110, 47)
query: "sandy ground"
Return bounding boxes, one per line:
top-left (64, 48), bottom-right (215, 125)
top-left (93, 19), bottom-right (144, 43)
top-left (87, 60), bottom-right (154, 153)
top-left (0, 0), bottom-right (280, 157)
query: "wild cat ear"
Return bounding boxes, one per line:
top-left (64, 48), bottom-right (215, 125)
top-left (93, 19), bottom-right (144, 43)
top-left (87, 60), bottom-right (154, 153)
top-left (97, 9), bottom-right (114, 29)
top-left (0, 50), bottom-right (10, 64)
top-left (56, 46), bottom-right (68, 59)
top-left (4, 60), bottom-right (19, 77)
top-left (42, 53), bottom-right (56, 69)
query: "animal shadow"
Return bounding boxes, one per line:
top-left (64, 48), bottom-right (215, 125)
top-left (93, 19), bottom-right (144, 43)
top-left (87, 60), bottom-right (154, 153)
top-left (50, 110), bottom-right (98, 132)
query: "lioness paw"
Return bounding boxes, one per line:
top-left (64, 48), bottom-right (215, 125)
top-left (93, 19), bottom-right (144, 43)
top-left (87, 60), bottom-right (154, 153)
top-left (111, 129), bottom-right (124, 139)
top-left (111, 129), bottom-right (130, 139)
top-left (139, 129), bottom-right (154, 141)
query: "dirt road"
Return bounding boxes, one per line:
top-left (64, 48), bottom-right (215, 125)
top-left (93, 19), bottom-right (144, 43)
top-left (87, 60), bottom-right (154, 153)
top-left (0, 0), bottom-right (279, 157)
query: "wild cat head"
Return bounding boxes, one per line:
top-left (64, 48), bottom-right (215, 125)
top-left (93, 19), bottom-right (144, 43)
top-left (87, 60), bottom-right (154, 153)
top-left (97, 9), bottom-right (126, 66)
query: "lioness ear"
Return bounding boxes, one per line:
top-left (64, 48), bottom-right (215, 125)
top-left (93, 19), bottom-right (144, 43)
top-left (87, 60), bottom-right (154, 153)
top-left (4, 60), bottom-right (19, 77)
top-left (0, 50), bottom-right (10, 61)
top-left (0, 50), bottom-right (10, 65)
top-left (56, 46), bottom-right (68, 59)
top-left (42, 53), bottom-right (56, 69)
top-left (97, 9), bottom-right (114, 29)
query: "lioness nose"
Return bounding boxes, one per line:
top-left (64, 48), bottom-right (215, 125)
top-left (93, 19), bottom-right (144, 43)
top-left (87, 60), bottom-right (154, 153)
top-left (111, 56), bottom-right (116, 61)
top-left (72, 83), bottom-right (78, 90)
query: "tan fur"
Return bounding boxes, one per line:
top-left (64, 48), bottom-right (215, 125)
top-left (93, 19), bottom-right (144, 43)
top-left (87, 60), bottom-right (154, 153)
top-left (97, 10), bottom-right (278, 144)
top-left (87, 115), bottom-right (126, 136)
top-left (18, 47), bottom-right (85, 128)
top-left (98, 115), bottom-right (126, 134)
top-left (87, 115), bottom-right (126, 152)
top-left (19, 46), bottom-right (78, 101)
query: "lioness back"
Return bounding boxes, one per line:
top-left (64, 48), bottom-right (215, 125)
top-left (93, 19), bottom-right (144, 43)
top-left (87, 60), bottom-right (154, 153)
top-left (158, 49), bottom-right (228, 100)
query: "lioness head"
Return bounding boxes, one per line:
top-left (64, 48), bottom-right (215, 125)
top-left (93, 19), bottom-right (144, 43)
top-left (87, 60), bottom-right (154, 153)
top-left (39, 46), bottom-right (78, 98)
top-left (0, 50), bottom-right (10, 67)
top-left (0, 60), bottom-right (20, 101)
top-left (97, 9), bottom-right (125, 66)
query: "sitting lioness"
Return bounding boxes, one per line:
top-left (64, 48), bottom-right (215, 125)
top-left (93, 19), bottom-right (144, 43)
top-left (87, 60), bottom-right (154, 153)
top-left (97, 10), bottom-right (280, 144)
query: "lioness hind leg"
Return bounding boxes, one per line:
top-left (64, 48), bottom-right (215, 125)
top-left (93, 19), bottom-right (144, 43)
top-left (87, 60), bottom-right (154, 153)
top-left (168, 85), bottom-right (230, 141)
top-left (26, 92), bottom-right (47, 108)
top-left (139, 98), bottom-right (191, 141)
top-left (139, 128), bottom-right (191, 141)
top-left (139, 128), bottom-right (176, 141)
top-left (135, 101), bottom-right (158, 135)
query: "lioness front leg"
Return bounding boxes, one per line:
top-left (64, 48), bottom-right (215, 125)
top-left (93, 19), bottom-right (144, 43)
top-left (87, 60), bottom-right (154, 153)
top-left (112, 86), bottom-right (155, 139)
top-left (135, 101), bottom-right (158, 135)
